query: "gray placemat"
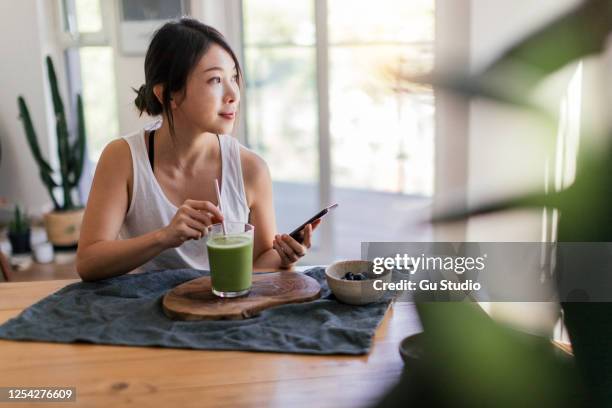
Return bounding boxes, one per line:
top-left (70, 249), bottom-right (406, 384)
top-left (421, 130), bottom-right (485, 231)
top-left (0, 268), bottom-right (391, 355)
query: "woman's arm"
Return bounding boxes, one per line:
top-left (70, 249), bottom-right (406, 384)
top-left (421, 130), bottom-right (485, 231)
top-left (241, 149), bottom-right (281, 269)
top-left (241, 148), bottom-right (316, 270)
top-left (76, 140), bottom-right (167, 281)
top-left (77, 140), bottom-right (222, 281)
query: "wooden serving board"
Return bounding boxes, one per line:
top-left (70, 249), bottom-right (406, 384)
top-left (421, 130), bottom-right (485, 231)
top-left (162, 272), bottom-right (321, 320)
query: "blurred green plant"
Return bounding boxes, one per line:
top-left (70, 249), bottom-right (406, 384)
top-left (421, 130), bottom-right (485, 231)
top-left (9, 205), bottom-right (29, 235)
top-left (17, 56), bottom-right (86, 212)
top-left (376, 1), bottom-right (612, 406)
top-left (377, 302), bottom-right (586, 408)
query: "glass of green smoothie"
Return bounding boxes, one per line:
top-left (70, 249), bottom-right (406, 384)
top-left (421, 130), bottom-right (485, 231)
top-left (206, 222), bottom-right (254, 298)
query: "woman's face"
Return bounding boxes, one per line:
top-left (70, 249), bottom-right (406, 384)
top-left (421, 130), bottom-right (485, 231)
top-left (172, 43), bottom-right (240, 135)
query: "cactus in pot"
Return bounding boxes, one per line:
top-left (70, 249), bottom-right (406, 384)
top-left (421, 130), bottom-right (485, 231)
top-left (17, 56), bottom-right (86, 247)
top-left (8, 205), bottom-right (31, 254)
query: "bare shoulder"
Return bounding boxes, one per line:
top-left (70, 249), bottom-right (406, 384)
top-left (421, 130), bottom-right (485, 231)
top-left (91, 138), bottom-right (133, 198)
top-left (79, 138), bottom-right (134, 253)
top-left (101, 138), bottom-right (130, 160)
top-left (97, 138), bottom-right (131, 174)
top-left (239, 145), bottom-right (271, 207)
top-left (240, 145), bottom-right (270, 181)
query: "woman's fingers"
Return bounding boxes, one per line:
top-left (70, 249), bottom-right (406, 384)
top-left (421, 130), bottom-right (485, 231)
top-left (276, 235), bottom-right (300, 262)
top-left (283, 233), bottom-right (306, 256)
top-left (183, 206), bottom-right (214, 226)
top-left (176, 225), bottom-right (202, 241)
top-left (185, 199), bottom-right (224, 222)
top-left (165, 200), bottom-right (222, 247)
top-left (183, 217), bottom-right (207, 239)
top-left (296, 220), bottom-right (319, 245)
top-left (302, 224), bottom-right (313, 249)
top-left (273, 239), bottom-right (292, 265)
top-left (279, 235), bottom-right (303, 260)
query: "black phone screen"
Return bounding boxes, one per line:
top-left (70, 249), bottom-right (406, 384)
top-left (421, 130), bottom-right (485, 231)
top-left (288, 204), bottom-right (338, 243)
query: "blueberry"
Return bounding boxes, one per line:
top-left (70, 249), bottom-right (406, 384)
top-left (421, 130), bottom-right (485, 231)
top-left (353, 273), bottom-right (366, 281)
top-left (343, 272), bottom-right (354, 280)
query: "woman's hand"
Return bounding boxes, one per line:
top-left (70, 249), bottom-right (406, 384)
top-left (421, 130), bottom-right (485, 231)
top-left (158, 199), bottom-right (224, 248)
top-left (273, 219), bottom-right (321, 268)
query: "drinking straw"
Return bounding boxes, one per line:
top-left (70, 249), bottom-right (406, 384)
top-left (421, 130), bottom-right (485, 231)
top-left (214, 179), bottom-right (227, 235)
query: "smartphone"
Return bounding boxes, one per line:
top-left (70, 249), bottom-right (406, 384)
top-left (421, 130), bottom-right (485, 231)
top-left (289, 203), bottom-right (339, 243)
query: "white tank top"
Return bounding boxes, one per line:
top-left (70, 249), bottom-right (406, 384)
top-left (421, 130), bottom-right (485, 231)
top-left (119, 121), bottom-right (250, 271)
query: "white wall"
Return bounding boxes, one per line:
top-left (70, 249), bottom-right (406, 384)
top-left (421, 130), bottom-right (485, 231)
top-left (466, 0), bottom-right (580, 241)
top-left (0, 0), bottom-right (67, 216)
top-left (432, 0), bottom-right (470, 241)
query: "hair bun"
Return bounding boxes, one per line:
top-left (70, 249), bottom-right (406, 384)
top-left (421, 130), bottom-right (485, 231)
top-left (134, 84), bottom-right (148, 113)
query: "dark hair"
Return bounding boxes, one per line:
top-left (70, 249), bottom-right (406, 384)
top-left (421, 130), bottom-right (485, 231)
top-left (133, 18), bottom-right (242, 137)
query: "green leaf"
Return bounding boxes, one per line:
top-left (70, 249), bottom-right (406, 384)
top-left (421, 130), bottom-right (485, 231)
top-left (17, 96), bottom-right (53, 174)
top-left (47, 56), bottom-right (72, 209)
top-left (69, 94), bottom-right (86, 189)
top-left (479, 0), bottom-right (612, 92)
top-left (431, 191), bottom-right (561, 224)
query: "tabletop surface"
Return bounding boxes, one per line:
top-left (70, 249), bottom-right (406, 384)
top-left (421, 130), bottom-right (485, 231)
top-left (0, 276), bottom-right (422, 408)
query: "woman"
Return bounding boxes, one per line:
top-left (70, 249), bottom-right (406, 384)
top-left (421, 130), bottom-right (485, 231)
top-left (76, 18), bottom-right (318, 282)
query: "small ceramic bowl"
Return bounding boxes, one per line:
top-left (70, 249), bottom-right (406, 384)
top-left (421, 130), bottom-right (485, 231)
top-left (325, 260), bottom-right (392, 305)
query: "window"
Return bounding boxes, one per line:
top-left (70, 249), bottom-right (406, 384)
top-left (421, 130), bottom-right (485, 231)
top-left (59, 0), bottom-right (119, 162)
top-left (328, 0), bottom-right (434, 195)
top-left (75, 0), bottom-right (103, 33)
top-left (243, 0), bottom-right (435, 261)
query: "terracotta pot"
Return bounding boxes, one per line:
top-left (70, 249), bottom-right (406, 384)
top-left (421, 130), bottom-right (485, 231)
top-left (43, 209), bottom-right (84, 247)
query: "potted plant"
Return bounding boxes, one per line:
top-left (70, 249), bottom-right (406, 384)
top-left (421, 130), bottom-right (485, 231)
top-left (8, 205), bottom-right (30, 254)
top-left (17, 56), bottom-right (86, 248)
top-left (383, 2), bottom-right (612, 405)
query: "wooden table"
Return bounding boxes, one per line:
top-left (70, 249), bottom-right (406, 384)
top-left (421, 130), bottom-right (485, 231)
top-left (5, 252), bottom-right (79, 282)
top-left (0, 277), bottom-right (422, 407)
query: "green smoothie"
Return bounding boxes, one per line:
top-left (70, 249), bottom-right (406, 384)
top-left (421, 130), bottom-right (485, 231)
top-left (207, 234), bottom-right (253, 296)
